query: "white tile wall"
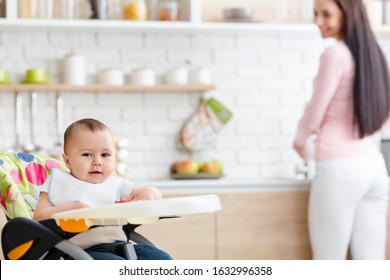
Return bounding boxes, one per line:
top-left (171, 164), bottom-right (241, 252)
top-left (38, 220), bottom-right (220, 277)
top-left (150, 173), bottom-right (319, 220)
top-left (1, 27), bottom-right (388, 180)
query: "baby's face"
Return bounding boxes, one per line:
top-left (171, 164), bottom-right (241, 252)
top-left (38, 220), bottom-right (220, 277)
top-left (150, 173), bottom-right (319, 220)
top-left (63, 128), bottom-right (115, 184)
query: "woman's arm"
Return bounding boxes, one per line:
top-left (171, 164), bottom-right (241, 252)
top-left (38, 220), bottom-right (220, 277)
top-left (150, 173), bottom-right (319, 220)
top-left (294, 44), bottom-right (345, 156)
top-left (33, 192), bottom-right (89, 221)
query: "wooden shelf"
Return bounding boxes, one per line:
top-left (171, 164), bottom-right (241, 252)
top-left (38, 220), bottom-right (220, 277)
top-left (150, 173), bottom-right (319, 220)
top-left (0, 19), bottom-right (193, 31)
top-left (1, 1), bottom-right (389, 35)
top-left (0, 19), bottom-right (319, 33)
top-left (1, 18), bottom-right (389, 36)
top-left (0, 83), bottom-right (215, 93)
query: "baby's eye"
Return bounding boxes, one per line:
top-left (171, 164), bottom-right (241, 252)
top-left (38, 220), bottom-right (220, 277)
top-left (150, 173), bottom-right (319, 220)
top-left (82, 153), bottom-right (92, 157)
top-left (102, 153), bottom-right (111, 157)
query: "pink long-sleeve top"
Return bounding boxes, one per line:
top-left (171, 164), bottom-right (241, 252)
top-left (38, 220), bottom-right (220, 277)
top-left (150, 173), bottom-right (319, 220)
top-left (294, 41), bottom-right (379, 160)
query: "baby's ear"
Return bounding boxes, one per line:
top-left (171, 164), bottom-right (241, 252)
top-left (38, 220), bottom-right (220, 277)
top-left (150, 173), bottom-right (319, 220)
top-left (62, 153), bottom-right (71, 169)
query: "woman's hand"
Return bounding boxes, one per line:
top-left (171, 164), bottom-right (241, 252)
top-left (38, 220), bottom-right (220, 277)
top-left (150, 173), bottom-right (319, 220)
top-left (293, 141), bottom-right (306, 159)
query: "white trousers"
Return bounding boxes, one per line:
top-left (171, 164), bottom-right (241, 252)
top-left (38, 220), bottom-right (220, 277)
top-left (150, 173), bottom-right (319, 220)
top-left (309, 156), bottom-right (389, 259)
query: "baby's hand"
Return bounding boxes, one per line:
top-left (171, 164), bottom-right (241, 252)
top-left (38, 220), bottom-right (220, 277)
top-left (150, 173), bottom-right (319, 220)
top-left (73, 201), bottom-right (90, 209)
top-left (126, 188), bottom-right (155, 202)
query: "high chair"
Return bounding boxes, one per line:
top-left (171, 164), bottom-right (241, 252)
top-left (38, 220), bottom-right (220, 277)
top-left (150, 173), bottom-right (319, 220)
top-left (0, 152), bottom-right (221, 260)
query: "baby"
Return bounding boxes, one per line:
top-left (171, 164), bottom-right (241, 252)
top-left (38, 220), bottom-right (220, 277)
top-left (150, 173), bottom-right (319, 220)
top-left (34, 118), bottom-right (172, 260)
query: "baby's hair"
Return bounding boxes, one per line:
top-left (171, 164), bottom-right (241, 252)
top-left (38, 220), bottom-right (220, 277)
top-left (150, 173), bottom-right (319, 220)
top-left (64, 118), bottom-right (111, 153)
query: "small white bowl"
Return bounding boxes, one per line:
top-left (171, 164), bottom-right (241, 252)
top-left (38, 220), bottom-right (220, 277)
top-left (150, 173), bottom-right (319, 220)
top-left (189, 67), bottom-right (212, 84)
top-left (165, 67), bottom-right (188, 84)
top-left (223, 7), bottom-right (254, 22)
top-left (131, 68), bottom-right (156, 86)
top-left (98, 68), bottom-right (124, 85)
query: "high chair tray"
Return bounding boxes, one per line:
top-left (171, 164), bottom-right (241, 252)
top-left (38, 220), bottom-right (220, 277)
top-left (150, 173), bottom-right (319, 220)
top-left (51, 194), bottom-right (221, 232)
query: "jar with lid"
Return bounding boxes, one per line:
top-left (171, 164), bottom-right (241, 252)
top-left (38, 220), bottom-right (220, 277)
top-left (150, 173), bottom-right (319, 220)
top-left (158, 0), bottom-right (179, 21)
top-left (124, 0), bottom-right (148, 20)
top-left (63, 53), bottom-right (86, 85)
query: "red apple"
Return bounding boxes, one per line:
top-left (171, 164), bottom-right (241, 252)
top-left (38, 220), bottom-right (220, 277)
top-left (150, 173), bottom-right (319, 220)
top-left (200, 162), bottom-right (220, 174)
top-left (210, 160), bottom-right (223, 173)
top-left (175, 160), bottom-right (200, 174)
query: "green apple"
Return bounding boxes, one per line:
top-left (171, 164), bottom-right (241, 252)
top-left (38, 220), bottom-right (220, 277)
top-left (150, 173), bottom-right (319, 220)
top-left (195, 161), bottom-right (204, 172)
top-left (176, 160), bottom-right (200, 174)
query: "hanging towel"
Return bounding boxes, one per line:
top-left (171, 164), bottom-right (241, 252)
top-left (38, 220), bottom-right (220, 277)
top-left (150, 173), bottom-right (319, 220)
top-left (179, 97), bottom-right (233, 152)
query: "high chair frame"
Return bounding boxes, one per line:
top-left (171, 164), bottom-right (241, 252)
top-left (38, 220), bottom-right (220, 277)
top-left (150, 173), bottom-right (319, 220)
top-left (0, 152), bottom-right (221, 260)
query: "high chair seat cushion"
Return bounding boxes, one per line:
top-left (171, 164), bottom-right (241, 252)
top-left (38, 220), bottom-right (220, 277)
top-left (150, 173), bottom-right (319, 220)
top-left (0, 152), bottom-right (68, 219)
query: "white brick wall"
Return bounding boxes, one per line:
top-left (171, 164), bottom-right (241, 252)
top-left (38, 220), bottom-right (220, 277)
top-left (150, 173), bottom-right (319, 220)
top-left (1, 27), bottom-right (389, 180)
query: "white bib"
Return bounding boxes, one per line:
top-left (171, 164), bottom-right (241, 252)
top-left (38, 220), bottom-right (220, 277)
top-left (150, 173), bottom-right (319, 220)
top-left (47, 169), bottom-right (125, 207)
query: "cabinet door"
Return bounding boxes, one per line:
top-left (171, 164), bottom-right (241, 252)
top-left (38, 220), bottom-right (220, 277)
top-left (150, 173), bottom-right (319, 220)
top-left (217, 192), bottom-right (312, 260)
top-left (135, 194), bottom-right (217, 260)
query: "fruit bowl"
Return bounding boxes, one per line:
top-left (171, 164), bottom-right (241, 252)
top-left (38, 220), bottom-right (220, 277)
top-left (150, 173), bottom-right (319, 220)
top-left (170, 173), bottom-right (225, 180)
top-left (170, 160), bottom-right (224, 180)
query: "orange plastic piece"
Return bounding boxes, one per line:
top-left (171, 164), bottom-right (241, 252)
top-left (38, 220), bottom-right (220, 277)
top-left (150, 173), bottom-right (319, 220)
top-left (7, 240), bottom-right (34, 260)
top-left (58, 218), bottom-right (92, 233)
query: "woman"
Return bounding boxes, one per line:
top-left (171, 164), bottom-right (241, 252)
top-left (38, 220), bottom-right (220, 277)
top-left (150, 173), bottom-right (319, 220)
top-left (293, 0), bottom-right (390, 259)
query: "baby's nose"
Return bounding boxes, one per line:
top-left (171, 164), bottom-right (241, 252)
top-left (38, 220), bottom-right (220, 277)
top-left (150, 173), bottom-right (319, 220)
top-left (92, 156), bottom-right (102, 165)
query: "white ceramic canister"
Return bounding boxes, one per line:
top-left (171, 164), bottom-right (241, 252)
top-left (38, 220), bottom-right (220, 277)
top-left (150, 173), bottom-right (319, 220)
top-left (63, 53), bottom-right (86, 85)
top-left (189, 67), bottom-right (212, 84)
top-left (98, 67), bottom-right (124, 85)
top-left (165, 66), bottom-right (188, 84)
top-left (131, 67), bottom-right (156, 86)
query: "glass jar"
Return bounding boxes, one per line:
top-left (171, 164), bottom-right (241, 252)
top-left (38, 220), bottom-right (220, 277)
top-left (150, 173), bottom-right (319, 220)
top-left (18, 0), bottom-right (38, 19)
top-left (275, 0), bottom-right (299, 23)
top-left (89, 0), bottom-right (108, 19)
top-left (107, 0), bottom-right (123, 20)
top-left (59, 0), bottom-right (75, 19)
top-left (37, 0), bottom-right (53, 19)
top-left (158, 0), bottom-right (179, 21)
top-left (0, 0), bottom-right (6, 18)
top-left (124, 0), bottom-right (148, 21)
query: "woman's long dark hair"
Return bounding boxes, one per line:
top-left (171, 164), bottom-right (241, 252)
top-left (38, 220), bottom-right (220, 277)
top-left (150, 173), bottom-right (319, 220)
top-left (336, 0), bottom-right (390, 137)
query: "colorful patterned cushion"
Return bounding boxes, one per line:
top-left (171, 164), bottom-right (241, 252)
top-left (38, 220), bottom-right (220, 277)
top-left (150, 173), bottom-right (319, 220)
top-left (0, 152), bottom-right (68, 218)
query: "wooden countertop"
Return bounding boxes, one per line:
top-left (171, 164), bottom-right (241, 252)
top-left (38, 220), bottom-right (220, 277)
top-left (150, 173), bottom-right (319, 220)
top-left (136, 178), bottom-right (312, 195)
top-left (137, 177), bottom-right (390, 195)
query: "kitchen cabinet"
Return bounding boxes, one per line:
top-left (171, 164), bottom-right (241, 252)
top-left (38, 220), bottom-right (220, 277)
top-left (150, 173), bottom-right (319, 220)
top-left (1, 0), bottom-right (201, 22)
top-left (0, 1), bottom-right (389, 34)
top-left (137, 203), bottom-right (217, 260)
top-left (137, 191), bottom-right (390, 260)
top-left (137, 191), bottom-right (311, 260)
top-left (203, 0), bottom-right (390, 26)
top-left (216, 192), bottom-right (311, 260)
